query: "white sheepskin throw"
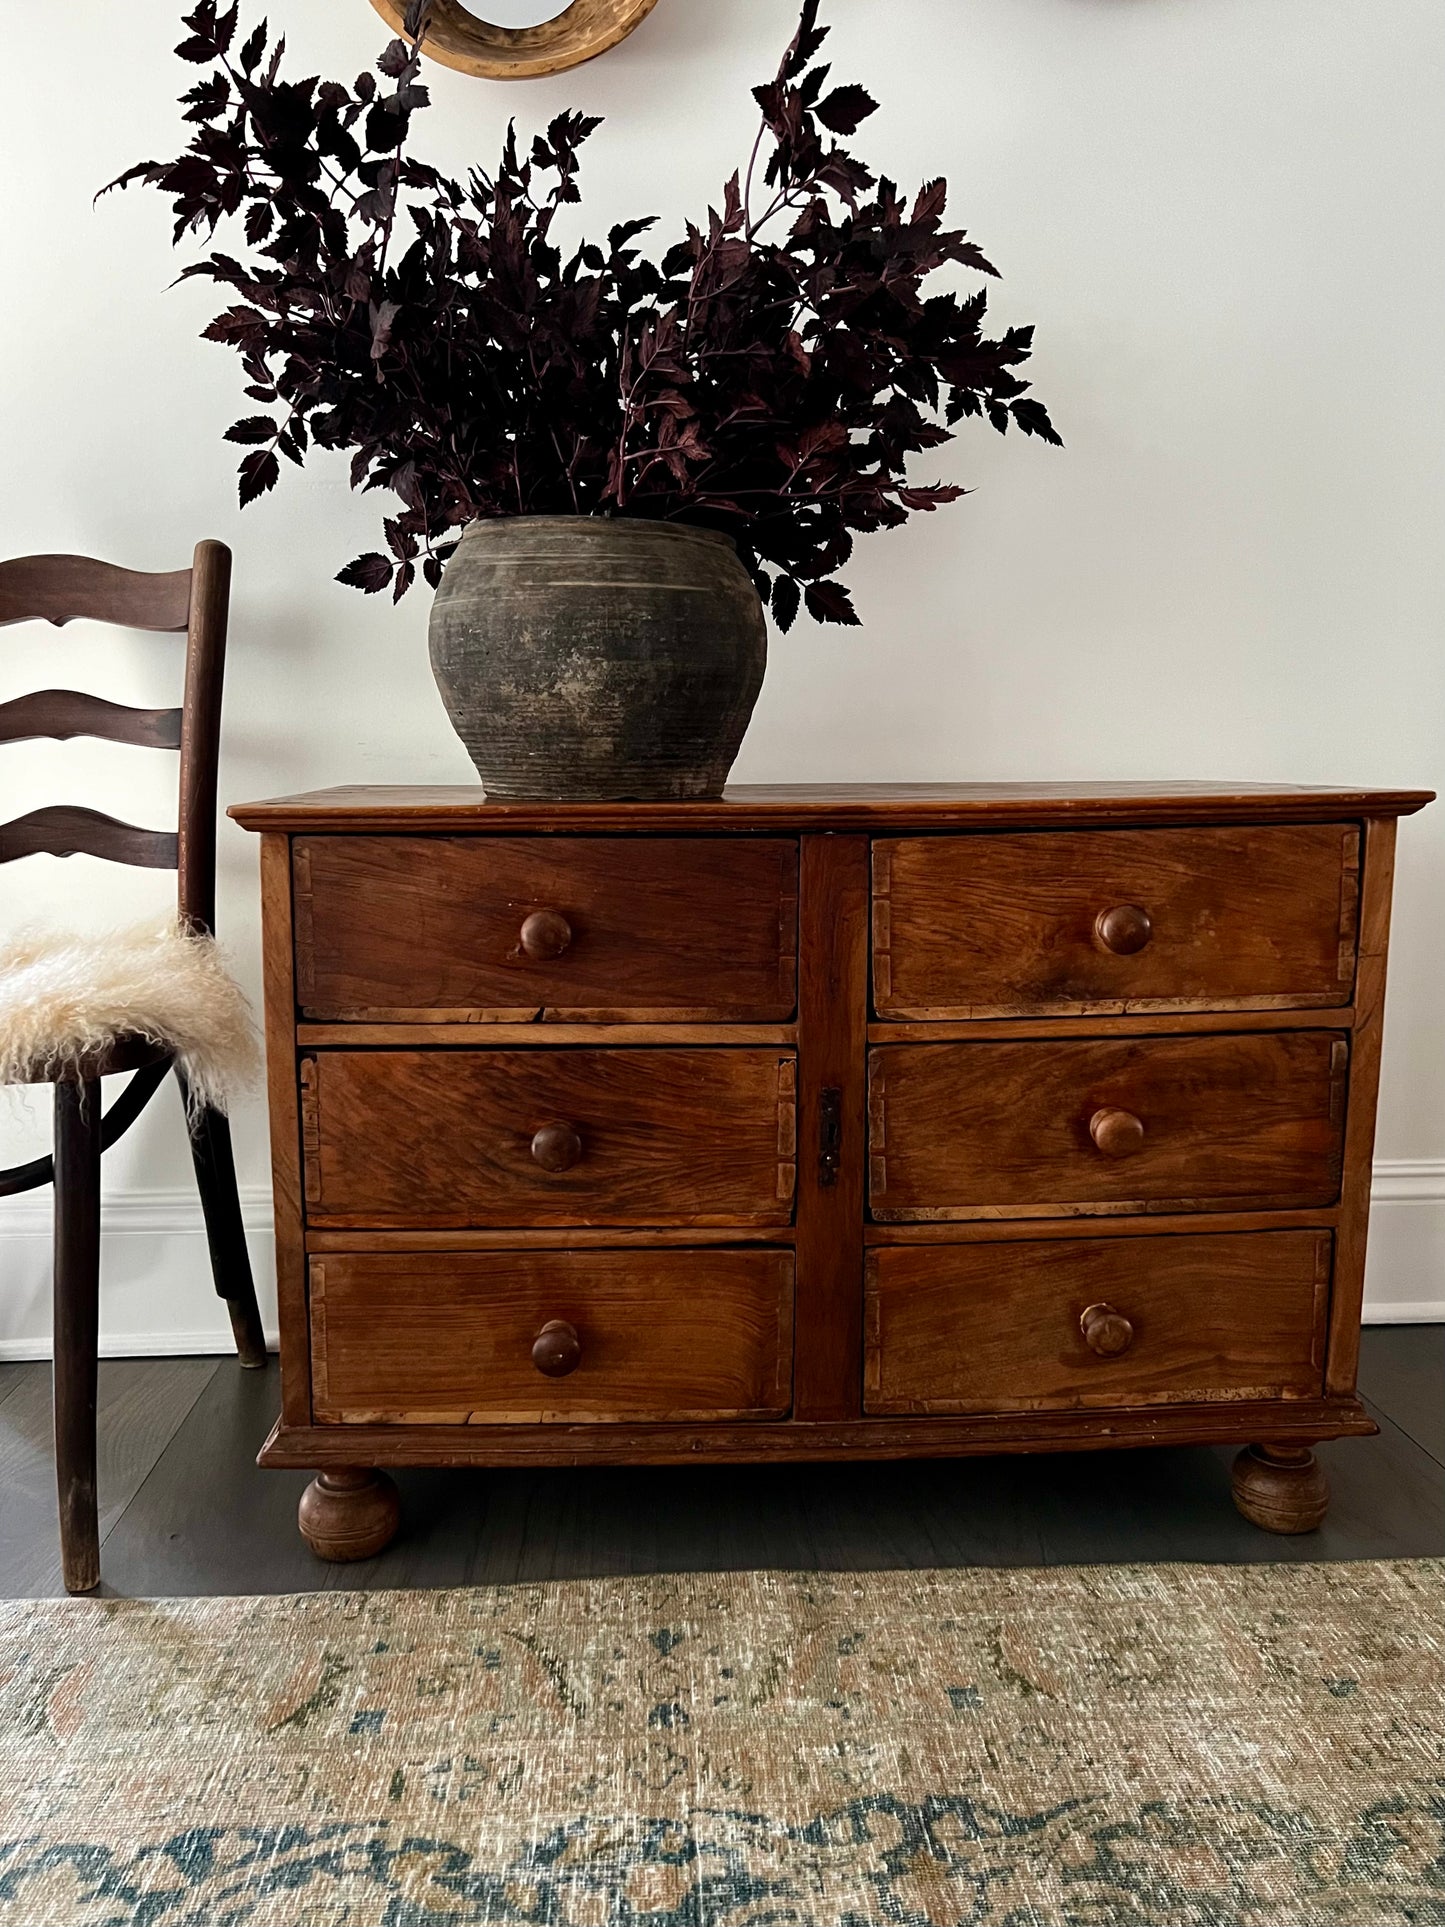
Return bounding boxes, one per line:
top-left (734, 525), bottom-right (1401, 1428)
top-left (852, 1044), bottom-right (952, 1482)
top-left (0, 920), bottom-right (260, 1116)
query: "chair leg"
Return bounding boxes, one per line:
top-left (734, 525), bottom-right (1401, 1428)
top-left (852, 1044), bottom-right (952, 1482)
top-left (178, 1072), bottom-right (267, 1369)
top-left (53, 1077), bottom-right (102, 1594)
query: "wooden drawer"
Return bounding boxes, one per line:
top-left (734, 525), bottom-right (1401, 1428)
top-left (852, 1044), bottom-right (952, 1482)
top-left (865, 1232), bottom-right (1331, 1413)
top-left (301, 1048), bottom-right (797, 1227)
top-left (873, 825), bottom-right (1359, 1017)
top-left (869, 1031), bottom-right (1346, 1219)
top-left (295, 835), bottom-right (798, 1021)
top-left (311, 1249), bottom-right (794, 1423)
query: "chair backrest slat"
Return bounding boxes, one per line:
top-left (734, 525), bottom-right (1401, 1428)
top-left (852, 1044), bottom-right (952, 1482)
top-left (0, 690), bottom-right (184, 750)
top-left (0, 556), bottom-right (191, 633)
top-left (0, 804), bottom-right (179, 869)
top-left (0, 540), bottom-right (231, 926)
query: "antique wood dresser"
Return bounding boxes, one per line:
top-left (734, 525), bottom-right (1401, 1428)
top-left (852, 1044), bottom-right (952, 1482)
top-left (232, 782), bottom-right (1431, 1559)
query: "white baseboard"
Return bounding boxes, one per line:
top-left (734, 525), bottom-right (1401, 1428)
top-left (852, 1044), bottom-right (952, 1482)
top-left (0, 1164), bottom-right (1442, 1359)
top-left (0, 1185), bottom-right (279, 1361)
top-left (1355, 1159), bottom-right (1445, 1323)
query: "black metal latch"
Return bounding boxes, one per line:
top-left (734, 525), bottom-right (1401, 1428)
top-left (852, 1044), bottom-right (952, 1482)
top-left (818, 1086), bottom-right (842, 1187)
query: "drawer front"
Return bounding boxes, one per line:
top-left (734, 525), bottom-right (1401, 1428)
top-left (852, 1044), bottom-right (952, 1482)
top-left (865, 1232), bottom-right (1331, 1413)
top-left (873, 825), bottom-right (1359, 1017)
top-left (295, 835), bottom-right (798, 1021)
top-left (311, 1249), bottom-right (794, 1424)
top-left (301, 1048), bottom-right (797, 1227)
top-left (869, 1032), bottom-right (1346, 1219)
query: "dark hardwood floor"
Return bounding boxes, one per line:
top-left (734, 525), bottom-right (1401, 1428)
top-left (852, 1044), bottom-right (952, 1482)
top-left (1, 1327), bottom-right (1440, 1598)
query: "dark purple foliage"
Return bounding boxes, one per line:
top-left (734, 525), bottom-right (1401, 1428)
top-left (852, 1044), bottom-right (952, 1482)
top-left (106, 0), bottom-right (1060, 620)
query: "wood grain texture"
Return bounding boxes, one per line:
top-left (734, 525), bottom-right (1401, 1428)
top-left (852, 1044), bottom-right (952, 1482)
top-left (50, 1080), bottom-right (103, 1593)
top-left (259, 834), bottom-right (311, 1426)
top-left (0, 690), bottom-right (182, 748)
top-left (873, 824), bottom-right (1361, 1018)
top-left (230, 782), bottom-right (1435, 835)
top-left (303, 1047), bottom-right (798, 1227)
top-left (370, 0), bottom-right (660, 81)
top-left (870, 1009), bottom-right (1356, 1043)
top-left (869, 1032), bottom-right (1347, 1220)
top-left (310, 1248), bottom-right (794, 1423)
top-left (1230, 1443), bottom-right (1331, 1534)
top-left (0, 804), bottom-right (177, 869)
top-left (235, 787), bottom-right (1427, 1512)
top-left (864, 1233), bottom-right (1330, 1415)
top-left (95, 1360), bottom-right (318, 1600)
top-left (294, 834), bottom-right (798, 1021)
top-left (1327, 816), bottom-right (1398, 1394)
top-left (0, 537), bottom-right (233, 937)
top-left (306, 1225), bottom-right (797, 1251)
top-left (176, 538), bottom-right (232, 931)
top-left (1357, 1326), bottom-right (1445, 1466)
top-left (793, 836), bottom-right (869, 1420)
top-left (297, 1023), bottom-right (797, 1047)
top-left (0, 1358), bottom-right (217, 1596)
top-left (259, 1394), bottom-right (1377, 1471)
top-left (864, 1208), bottom-right (1341, 1244)
top-left (0, 552), bottom-right (191, 631)
top-left (297, 1467), bottom-right (401, 1561)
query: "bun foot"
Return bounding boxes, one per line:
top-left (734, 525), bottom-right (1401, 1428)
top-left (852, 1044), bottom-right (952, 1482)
top-left (298, 1468), bottom-right (401, 1562)
top-left (1231, 1443), bottom-right (1329, 1534)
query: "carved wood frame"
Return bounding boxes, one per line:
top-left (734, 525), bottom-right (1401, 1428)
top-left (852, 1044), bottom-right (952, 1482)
top-left (369, 0), bottom-right (661, 80)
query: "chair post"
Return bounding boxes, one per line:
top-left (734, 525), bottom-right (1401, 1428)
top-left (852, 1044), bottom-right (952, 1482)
top-left (53, 1076), bottom-right (103, 1594)
top-left (177, 538), bottom-right (232, 934)
top-left (177, 1069), bottom-right (267, 1368)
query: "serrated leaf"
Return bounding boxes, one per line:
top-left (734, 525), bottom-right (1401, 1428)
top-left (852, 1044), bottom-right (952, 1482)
top-left (804, 580), bottom-right (860, 626)
top-left (224, 414), bottom-right (276, 444)
top-left (336, 551), bottom-right (394, 594)
top-left (237, 447), bottom-right (280, 506)
top-left (239, 20), bottom-right (266, 71)
top-left (912, 178), bottom-right (947, 226)
top-left (815, 84), bottom-right (877, 134)
top-left (771, 574), bottom-right (801, 632)
top-left (1011, 396), bottom-right (1063, 446)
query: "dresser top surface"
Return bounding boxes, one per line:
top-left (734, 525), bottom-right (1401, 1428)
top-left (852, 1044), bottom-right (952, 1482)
top-left (230, 781), bottom-right (1432, 834)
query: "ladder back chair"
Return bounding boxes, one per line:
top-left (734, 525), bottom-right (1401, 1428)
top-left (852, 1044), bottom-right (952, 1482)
top-left (0, 540), bottom-right (265, 1593)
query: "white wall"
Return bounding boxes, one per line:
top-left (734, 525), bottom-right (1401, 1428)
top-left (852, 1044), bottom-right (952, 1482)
top-left (2, 0), bottom-right (1442, 1353)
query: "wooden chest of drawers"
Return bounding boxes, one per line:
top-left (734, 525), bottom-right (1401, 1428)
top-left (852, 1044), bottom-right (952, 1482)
top-left (232, 782), bottom-right (1430, 1559)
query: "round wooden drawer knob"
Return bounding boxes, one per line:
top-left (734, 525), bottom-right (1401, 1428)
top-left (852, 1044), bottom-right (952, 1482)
top-left (1081, 1302), bottom-right (1134, 1357)
top-left (1095, 904), bottom-right (1153, 955)
top-left (532, 1319), bottom-right (582, 1378)
top-left (531, 1120), bottom-right (583, 1172)
top-left (1089, 1106), bottom-right (1145, 1157)
top-left (519, 909), bottom-right (572, 960)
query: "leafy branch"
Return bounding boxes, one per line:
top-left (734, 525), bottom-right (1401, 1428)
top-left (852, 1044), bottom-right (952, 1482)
top-left (106, 0), bottom-right (1060, 620)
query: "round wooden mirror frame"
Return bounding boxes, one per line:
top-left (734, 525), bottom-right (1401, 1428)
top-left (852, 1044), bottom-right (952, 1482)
top-left (369, 0), bottom-right (661, 80)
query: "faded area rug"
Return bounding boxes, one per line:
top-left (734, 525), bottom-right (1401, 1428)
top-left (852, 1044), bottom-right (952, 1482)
top-left (1, 1561), bottom-right (1442, 1926)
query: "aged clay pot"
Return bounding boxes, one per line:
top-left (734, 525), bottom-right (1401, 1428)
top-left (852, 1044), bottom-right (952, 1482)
top-left (428, 515), bottom-right (767, 801)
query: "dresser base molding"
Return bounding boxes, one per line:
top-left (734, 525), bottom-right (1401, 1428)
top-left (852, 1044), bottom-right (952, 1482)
top-left (260, 1396), bottom-right (1375, 1475)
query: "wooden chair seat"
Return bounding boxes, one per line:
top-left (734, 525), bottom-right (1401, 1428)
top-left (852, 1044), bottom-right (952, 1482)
top-left (8, 1036), bottom-right (171, 1084)
top-left (0, 921), bottom-right (256, 1098)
